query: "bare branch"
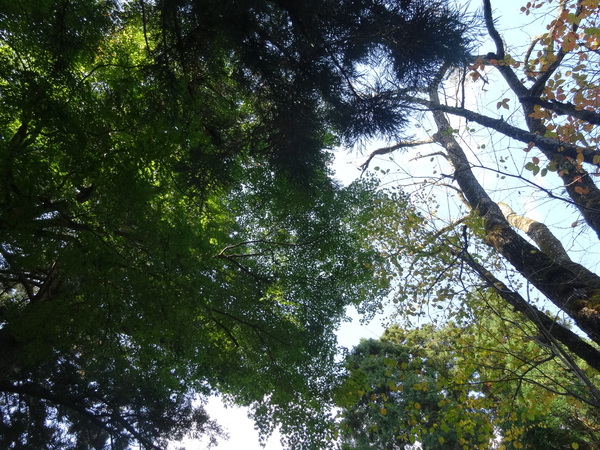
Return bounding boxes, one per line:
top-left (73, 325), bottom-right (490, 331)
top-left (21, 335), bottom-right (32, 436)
top-left (360, 139), bottom-right (433, 173)
top-left (483, 0), bottom-right (505, 59)
top-left (482, 0), bottom-right (530, 98)
top-left (405, 96), bottom-right (600, 236)
top-left (408, 151), bottom-right (447, 162)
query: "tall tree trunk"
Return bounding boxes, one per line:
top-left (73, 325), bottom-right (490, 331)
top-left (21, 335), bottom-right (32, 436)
top-left (427, 68), bottom-right (600, 347)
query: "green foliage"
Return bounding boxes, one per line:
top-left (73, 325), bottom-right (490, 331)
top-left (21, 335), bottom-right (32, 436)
top-left (335, 291), bottom-right (600, 449)
top-left (335, 330), bottom-right (493, 449)
top-left (0, 1), bottom-right (431, 447)
top-left (0, 0), bottom-right (478, 446)
top-left (457, 293), bottom-right (600, 450)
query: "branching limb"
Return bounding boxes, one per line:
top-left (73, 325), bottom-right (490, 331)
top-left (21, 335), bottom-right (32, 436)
top-left (497, 202), bottom-right (571, 264)
top-left (482, 0), bottom-right (530, 98)
top-left (408, 151), bottom-right (447, 162)
top-left (435, 183), bottom-right (469, 207)
top-left (215, 253), bottom-right (272, 282)
top-left (360, 139), bottom-right (433, 173)
top-left (524, 35), bottom-right (543, 81)
top-left (409, 97), bottom-right (600, 164)
top-left (426, 65), bottom-right (600, 345)
top-left (406, 96), bottom-right (600, 236)
top-left (456, 250), bottom-right (600, 374)
top-left (217, 239), bottom-right (297, 256)
top-left (520, 97), bottom-right (600, 125)
top-left (209, 308), bottom-right (290, 346)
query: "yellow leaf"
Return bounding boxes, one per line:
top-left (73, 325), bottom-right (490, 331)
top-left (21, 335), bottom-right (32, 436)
top-left (577, 152), bottom-right (584, 165)
top-left (572, 443), bottom-right (580, 449)
top-left (380, 408), bottom-right (387, 416)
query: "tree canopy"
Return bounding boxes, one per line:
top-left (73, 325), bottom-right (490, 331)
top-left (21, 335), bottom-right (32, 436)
top-left (3, 0), bottom-right (600, 448)
top-left (335, 292), bottom-right (600, 449)
top-left (0, 0), bottom-right (476, 448)
top-left (350, 0), bottom-right (600, 446)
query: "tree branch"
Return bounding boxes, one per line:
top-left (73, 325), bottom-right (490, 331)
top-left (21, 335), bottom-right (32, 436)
top-left (482, 0), bottom-right (530, 98)
top-left (409, 97), bottom-right (600, 164)
top-left (520, 97), bottom-right (600, 125)
top-left (360, 139), bottom-right (433, 173)
top-left (407, 96), bottom-right (600, 237)
top-left (456, 250), bottom-right (600, 373)
top-left (483, 0), bottom-right (505, 60)
top-left (426, 66), bottom-right (600, 345)
top-left (497, 202), bottom-right (571, 264)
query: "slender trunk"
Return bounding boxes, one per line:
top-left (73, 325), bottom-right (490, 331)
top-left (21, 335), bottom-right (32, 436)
top-left (457, 249), bottom-right (600, 374)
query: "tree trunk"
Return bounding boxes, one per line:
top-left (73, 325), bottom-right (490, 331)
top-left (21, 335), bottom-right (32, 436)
top-left (427, 69), bottom-right (600, 346)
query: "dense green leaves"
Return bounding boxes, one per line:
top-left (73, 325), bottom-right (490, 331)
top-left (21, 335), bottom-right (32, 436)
top-left (0, 0), bottom-right (482, 447)
top-left (335, 330), bottom-right (492, 449)
top-left (0, 0), bottom-right (403, 447)
top-left (335, 292), bottom-right (600, 449)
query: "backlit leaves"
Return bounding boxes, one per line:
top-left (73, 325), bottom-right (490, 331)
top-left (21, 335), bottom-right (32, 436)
top-left (336, 292), bottom-right (600, 449)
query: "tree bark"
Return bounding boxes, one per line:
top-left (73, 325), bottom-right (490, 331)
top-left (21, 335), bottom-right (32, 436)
top-left (427, 68), bottom-right (600, 346)
top-left (497, 202), bottom-right (571, 264)
top-left (457, 249), bottom-right (600, 374)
